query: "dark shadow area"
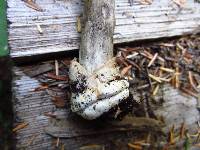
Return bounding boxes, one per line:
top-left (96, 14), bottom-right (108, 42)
top-left (0, 56), bottom-right (14, 150)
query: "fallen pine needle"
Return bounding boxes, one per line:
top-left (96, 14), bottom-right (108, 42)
top-left (148, 53), bottom-right (158, 67)
top-left (160, 67), bottom-right (175, 73)
top-left (127, 143), bottom-right (142, 150)
top-left (180, 87), bottom-right (198, 98)
top-left (126, 52), bottom-right (139, 59)
top-left (180, 122), bottom-right (186, 139)
top-left (24, 0), bottom-right (43, 11)
top-left (56, 137), bottom-right (60, 147)
top-left (77, 16), bottom-right (82, 33)
top-left (169, 125), bottom-right (175, 145)
top-left (159, 77), bottom-right (171, 82)
top-left (148, 74), bottom-right (162, 83)
top-left (153, 84), bottom-right (159, 96)
top-left (188, 71), bottom-right (198, 91)
top-left (55, 60), bottom-right (59, 76)
top-left (175, 66), bottom-right (180, 88)
top-left (13, 122), bottom-right (29, 132)
top-left (121, 65), bottom-right (132, 76)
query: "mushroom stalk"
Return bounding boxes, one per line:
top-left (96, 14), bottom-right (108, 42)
top-left (69, 0), bottom-right (129, 120)
top-left (79, 0), bottom-right (114, 73)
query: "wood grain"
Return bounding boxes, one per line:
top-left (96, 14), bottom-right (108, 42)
top-left (8, 0), bottom-right (200, 58)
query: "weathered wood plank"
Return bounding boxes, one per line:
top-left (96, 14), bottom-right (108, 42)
top-left (8, 0), bottom-right (200, 58)
top-left (12, 65), bottom-right (200, 149)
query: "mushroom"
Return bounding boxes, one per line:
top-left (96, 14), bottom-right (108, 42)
top-left (69, 0), bottom-right (129, 120)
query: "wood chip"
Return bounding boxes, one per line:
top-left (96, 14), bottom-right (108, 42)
top-left (13, 122), bottom-right (29, 132)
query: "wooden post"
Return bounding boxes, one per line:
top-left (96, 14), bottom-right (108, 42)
top-left (79, 0), bottom-right (115, 73)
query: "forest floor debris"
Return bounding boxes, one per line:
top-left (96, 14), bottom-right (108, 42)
top-left (20, 35), bottom-right (200, 149)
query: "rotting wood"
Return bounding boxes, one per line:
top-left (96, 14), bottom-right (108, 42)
top-left (7, 0), bottom-right (200, 58)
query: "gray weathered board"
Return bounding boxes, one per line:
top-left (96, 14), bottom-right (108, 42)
top-left (12, 66), bottom-right (200, 150)
top-left (8, 0), bottom-right (200, 58)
